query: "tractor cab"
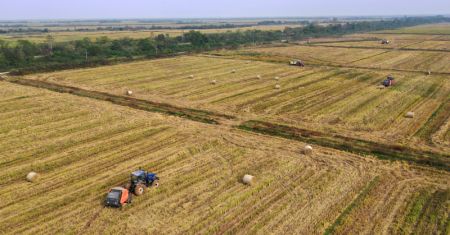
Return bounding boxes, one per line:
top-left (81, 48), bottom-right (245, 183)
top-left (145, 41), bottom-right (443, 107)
top-left (105, 187), bottom-right (131, 207)
top-left (131, 170), bottom-right (146, 184)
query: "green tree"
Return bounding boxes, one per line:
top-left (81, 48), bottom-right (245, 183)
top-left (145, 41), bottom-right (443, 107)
top-left (184, 31), bottom-right (209, 48)
top-left (137, 38), bottom-right (157, 56)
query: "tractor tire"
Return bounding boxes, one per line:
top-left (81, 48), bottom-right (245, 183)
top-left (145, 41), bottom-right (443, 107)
top-left (134, 184), bottom-right (145, 196)
top-left (152, 180), bottom-right (160, 188)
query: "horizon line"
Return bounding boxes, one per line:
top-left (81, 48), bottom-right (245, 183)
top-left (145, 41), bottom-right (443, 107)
top-left (1, 14), bottom-right (449, 22)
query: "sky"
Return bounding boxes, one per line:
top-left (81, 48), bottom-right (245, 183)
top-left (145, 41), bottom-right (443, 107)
top-left (0, 0), bottom-right (449, 20)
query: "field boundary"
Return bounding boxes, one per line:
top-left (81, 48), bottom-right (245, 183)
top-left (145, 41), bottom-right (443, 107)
top-left (5, 77), bottom-right (235, 124)
top-left (237, 120), bottom-right (450, 171)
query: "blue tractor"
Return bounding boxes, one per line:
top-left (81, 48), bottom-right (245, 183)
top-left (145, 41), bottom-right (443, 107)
top-left (126, 170), bottom-right (160, 196)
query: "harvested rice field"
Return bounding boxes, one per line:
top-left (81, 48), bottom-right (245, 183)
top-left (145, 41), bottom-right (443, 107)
top-left (349, 33), bottom-right (446, 41)
top-left (377, 23), bottom-right (450, 35)
top-left (2, 22), bottom-right (450, 235)
top-left (243, 45), bottom-right (450, 73)
top-left (25, 54), bottom-right (450, 152)
top-left (312, 39), bottom-right (450, 51)
top-left (0, 81), bottom-right (449, 234)
top-left (247, 45), bottom-right (389, 65)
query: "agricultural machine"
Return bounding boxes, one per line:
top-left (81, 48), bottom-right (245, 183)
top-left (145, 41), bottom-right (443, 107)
top-left (289, 60), bottom-right (305, 67)
top-left (105, 187), bottom-right (132, 208)
top-left (382, 75), bottom-right (395, 87)
top-left (105, 169), bottom-right (159, 207)
top-left (127, 169), bottom-right (160, 196)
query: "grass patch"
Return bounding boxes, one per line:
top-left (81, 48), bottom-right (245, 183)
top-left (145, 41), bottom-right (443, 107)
top-left (392, 189), bottom-right (448, 234)
top-left (413, 189), bottom-right (450, 234)
top-left (324, 176), bottom-right (380, 235)
top-left (415, 96), bottom-right (450, 143)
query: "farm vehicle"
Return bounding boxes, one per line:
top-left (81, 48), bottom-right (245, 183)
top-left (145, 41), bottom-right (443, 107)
top-left (105, 169), bottom-right (159, 207)
top-left (289, 60), bottom-right (305, 67)
top-left (382, 75), bottom-right (395, 87)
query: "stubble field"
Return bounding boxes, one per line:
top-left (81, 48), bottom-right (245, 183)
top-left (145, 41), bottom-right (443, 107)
top-left (26, 53), bottom-right (450, 152)
top-left (0, 81), bottom-right (448, 234)
top-left (1, 23), bottom-right (449, 234)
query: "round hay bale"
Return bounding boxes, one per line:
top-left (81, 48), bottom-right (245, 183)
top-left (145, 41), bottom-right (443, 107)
top-left (231, 69), bottom-right (236, 73)
top-left (26, 172), bottom-right (39, 182)
top-left (256, 75), bottom-right (262, 79)
top-left (427, 71), bottom-right (431, 75)
top-left (405, 112), bottom-right (415, 118)
top-left (303, 145), bottom-right (313, 155)
top-left (189, 75), bottom-right (194, 79)
top-left (126, 90), bottom-right (133, 96)
top-left (242, 174), bottom-right (254, 185)
top-left (275, 84), bottom-right (281, 89)
top-left (274, 76), bottom-right (280, 81)
top-left (211, 80), bottom-right (217, 85)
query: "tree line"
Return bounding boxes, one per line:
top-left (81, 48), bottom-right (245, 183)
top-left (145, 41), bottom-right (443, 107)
top-left (0, 21), bottom-right (306, 34)
top-left (0, 24), bottom-right (254, 34)
top-left (1, 16), bottom-right (448, 74)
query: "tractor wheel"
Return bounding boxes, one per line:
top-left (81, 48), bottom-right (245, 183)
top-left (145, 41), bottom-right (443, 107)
top-left (134, 184), bottom-right (145, 196)
top-left (152, 180), bottom-right (160, 188)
